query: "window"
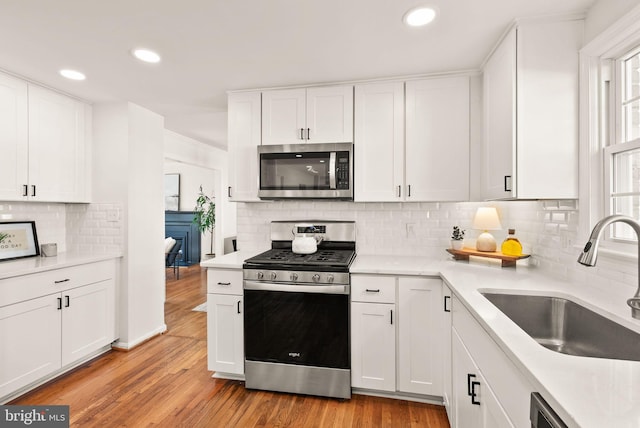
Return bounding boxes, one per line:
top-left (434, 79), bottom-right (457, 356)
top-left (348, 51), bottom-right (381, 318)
top-left (604, 49), bottom-right (640, 242)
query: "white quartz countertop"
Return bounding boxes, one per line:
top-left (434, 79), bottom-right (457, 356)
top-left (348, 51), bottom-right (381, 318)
top-left (0, 251), bottom-right (122, 280)
top-left (354, 254), bottom-right (640, 428)
top-left (199, 250), bottom-right (267, 270)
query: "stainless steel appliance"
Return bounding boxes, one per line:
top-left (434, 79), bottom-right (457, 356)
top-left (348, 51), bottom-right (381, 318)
top-left (530, 393), bottom-right (567, 428)
top-left (258, 143), bottom-right (353, 200)
top-left (243, 220), bottom-right (356, 399)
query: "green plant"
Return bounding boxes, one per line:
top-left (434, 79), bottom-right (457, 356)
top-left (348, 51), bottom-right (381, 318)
top-left (193, 185), bottom-right (216, 255)
top-left (0, 232), bottom-right (7, 243)
top-left (451, 226), bottom-right (465, 241)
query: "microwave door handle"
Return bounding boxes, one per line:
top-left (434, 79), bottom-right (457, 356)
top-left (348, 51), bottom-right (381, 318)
top-left (329, 152), bottom-right (337, 189)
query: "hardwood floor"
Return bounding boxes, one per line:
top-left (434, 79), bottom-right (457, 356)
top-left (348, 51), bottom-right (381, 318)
top-left (11, 264), bottom-right (450, 427)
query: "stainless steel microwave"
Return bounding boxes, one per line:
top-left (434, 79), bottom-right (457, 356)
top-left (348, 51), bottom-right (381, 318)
top-left (258, 143), bottom-right (353, 200)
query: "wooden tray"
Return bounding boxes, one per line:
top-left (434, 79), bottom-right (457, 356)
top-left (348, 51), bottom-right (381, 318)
top-left (446, 247), bottom-right (530, 268)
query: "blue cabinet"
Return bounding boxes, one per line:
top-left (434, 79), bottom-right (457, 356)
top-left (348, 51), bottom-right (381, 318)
top-left (165, 211), bottom-right (201, 266)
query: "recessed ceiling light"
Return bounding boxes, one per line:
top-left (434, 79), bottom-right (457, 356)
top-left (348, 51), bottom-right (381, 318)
top-left (403, 6), bottom-right (437, 27)
top-left (132, 48), bottom-right (161, 64)
top-left (59, 69), bottom-right (86, 81)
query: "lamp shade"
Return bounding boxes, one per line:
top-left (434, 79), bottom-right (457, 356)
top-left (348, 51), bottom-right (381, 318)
top-left (472, 207), bottom-right (502, 231)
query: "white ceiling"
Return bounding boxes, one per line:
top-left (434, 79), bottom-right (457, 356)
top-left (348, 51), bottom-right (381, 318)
top-left (0, 0), bottom-right (595, 150)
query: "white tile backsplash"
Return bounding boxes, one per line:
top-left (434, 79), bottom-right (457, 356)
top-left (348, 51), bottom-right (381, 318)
top-left (0, 202), bottom-right (67, 251)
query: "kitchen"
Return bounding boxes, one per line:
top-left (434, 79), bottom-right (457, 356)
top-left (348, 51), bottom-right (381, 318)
top-left (1, 0), bottom-right (640, 427)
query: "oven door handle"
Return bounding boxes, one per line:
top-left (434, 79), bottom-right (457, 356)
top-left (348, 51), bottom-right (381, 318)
top-left (244, 280), bottom-right (349, 295)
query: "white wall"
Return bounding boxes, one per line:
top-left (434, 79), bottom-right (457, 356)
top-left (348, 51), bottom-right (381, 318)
top-left (164, 130), bottom-right (235, 258)
top-left (584, 0), bottom-right (640, 43)
top-left (93, 101), bottom-right (166, 349)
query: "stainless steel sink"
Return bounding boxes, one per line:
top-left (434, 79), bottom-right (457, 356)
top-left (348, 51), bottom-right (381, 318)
top-left (481, 292), bottom-right (640, 362)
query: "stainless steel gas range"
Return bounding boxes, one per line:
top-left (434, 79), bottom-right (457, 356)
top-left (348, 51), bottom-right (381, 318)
top-left (242, 220), bottom-right (356, 399)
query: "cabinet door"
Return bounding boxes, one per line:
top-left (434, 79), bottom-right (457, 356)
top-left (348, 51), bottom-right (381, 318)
top-left (28, 85), bottom-right (89, 202)
top-left (306, 85), bottom-right (353, 143)
top-left (207, 293), bottom-right (244, 375)
top-left (228, 92), bottom-right (261, 201)
top-left (0, 295), bottom-right (61, 399)
top-left (397, 277), bottom-right (444, 395)
top-left (443, 286), bottom-right (453, 423)
top-left (452, 328), bottom-right (513, 428)
top-left (61, 279), bottom-right (115, 367)
top-left (483, 28), bottom-right (516, 200)
top-left (262, 88), bottom-right (306, 145)
top-left (351, 301), bottom-right (395, 391)
top-left (405, 77), bottom-right (470, 201)
top-left (0, 73), bottom-right (28, 201)
top-left (354, 82), bottom-right (404, 201)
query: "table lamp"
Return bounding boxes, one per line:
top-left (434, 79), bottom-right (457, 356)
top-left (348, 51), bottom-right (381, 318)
top-left (473, 207), bottom-right (502, 252)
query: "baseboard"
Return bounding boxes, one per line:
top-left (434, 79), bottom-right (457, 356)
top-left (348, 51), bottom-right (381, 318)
top-left (112, 324), bottom-right (167, 351)
top-left (212, 372), bottom-right (245, 381)
top-left (351, 388), bottom-right (444, 405)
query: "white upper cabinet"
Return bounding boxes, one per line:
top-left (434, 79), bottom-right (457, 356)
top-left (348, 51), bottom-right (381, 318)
top-left (0, 73), bottom-right (28, 200)
top-left (28, 85), bottom-right (91, 203)
top-left (406, 77), bottom-right (470, 201)
top-left (0, 72), bottom-right (91, 203)
top-left (228, 91), bottom-right (261, 202)
top-left (262, 85), bottom-right (353, 145)
top-left (355, 77), bottom-right (470, 202)
top-left (354, 81), bottom-right (405, 201)
top-left (482, 19), bottom-right (583, 200)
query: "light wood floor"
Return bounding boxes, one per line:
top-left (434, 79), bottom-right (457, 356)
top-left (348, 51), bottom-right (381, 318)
top-left (11, 265), bottom-right (450, 427)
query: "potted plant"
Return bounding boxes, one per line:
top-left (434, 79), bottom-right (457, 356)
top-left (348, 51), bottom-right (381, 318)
top-left (451, 226), bottom-right (465, 250)
top-left (193, 185), bottom-right (216, 260)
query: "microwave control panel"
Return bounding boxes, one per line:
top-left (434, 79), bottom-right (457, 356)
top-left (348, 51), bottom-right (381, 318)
top-left (337, 152), bottom-right (350, 189)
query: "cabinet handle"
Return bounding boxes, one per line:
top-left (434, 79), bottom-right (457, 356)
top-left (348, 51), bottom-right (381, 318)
top-left (31, 185), bottom-right (36, 197)
top-left (504, 175), bottom-right (512, 192)
top-left (299, 128), bottom-right (304, 140)
top-left (65, 295), bottom-right (70, 308)
top-left (397, 185), bottom-right (401, 198)
top-left (57, 297), bottom-right (62, 310)
top-left (217, 282), bottom-right (231, 286)
top-left (408, 185), bottom-right (411, 197)
top-left (467, 373), bottom-right (476, 396)
top-left (54, 279), bottom-right (70, 284)
top-left (306, 128), bottom-right (310, 140)
top-left (471, 381), bottom-right (481, 405)
top-left (390, 309), bottom-right (393, 325)
top-left (365, 288), bottom-right (380, 293)
top-left (23, 185), bottom-right (28, 197)
top-left (444, 295), bottom-right (451, 312)
top-left (237, 300), bottom-right (242, 314)
top-left (228, 186), bottom-right (232, 198)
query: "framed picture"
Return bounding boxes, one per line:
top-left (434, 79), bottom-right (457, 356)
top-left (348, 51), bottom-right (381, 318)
top-left (0, 221), bottom-right (40, 261)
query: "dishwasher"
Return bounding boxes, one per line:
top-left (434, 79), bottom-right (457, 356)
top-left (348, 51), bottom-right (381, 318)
top-left (530, 393), bottom-right (567, 428)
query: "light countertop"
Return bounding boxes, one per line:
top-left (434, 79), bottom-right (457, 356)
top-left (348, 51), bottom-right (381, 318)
top-left (204, 251), bottom-right (640, 427)
top-left (0, 252), bottom-right (122, 280)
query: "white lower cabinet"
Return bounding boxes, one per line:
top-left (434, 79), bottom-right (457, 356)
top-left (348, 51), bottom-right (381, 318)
top-left (351, 274), bottom-right (445, 398)
top-left (206, 268), bottom-right (244, 377)
top-left (0, 259), bottom-right (117, 401)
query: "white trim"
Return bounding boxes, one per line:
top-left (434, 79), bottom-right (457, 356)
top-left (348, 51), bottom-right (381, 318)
top-left (581, 4), bottom-right (640, 57)
top-left (112, 324), bottom-right (167, 350)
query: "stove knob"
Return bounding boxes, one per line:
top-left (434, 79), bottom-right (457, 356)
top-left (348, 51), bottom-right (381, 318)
top-left (327, 274), bottom-right (334, 283)
top-left (257, 271), bottom-right (264, 280)
top-left (290, 273), bottom-right (298, 281)
top-left (312, 274), bottom-right (321, 282)
top-left (270, 272), bottom-right (277, 280)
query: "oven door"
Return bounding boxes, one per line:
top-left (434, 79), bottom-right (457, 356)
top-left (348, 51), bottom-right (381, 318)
top-left (244, 281), bottom-right (349, 369)
top-left (258, 143), bottom-right (353, 200)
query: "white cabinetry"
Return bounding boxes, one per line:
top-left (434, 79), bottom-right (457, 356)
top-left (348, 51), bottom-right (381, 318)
top-left (262, 85), bottom-right (353, 144)
top-left (482, 19), bottom-right (583, 199)
top-left (351, 274), bottom-right (446, 397)
top-left (0, 71), bottom-right (91, 203)
top-left (443, 285), bottom-right (453, 423)
top-left (354, 77), bottom-right (469, 202)
top-left (0, 259), bottom-right (117, 401)
top-left (207, 268), bottom-right (244, 377)
top-left (227, 91), bottom-right (261, 201)
top-left (450, 295), bottom-right (532, 427)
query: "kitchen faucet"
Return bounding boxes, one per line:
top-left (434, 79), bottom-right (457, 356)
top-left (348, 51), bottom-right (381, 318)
top-left (578, 214), bottom-right (640, 319)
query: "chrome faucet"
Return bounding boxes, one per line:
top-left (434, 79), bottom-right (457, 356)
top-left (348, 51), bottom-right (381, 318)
top-left (578, 215), bottom-right (640, 319)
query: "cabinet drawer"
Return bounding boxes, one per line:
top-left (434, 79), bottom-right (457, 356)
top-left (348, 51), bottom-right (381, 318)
top-left (207, 269), bottom-right (243, 295)
top-left (0, 260), bottom-right (116, 308)
top-left (351, 275), bottom-right (396, 303)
